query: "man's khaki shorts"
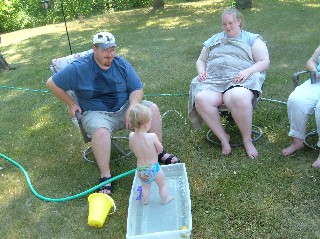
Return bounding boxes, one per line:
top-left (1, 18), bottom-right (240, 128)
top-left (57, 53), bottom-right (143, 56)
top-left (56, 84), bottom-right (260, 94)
top-left (81, 100), bottom-right (153, 138)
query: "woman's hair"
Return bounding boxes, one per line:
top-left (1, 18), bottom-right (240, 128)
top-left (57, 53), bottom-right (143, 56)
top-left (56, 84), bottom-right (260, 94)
top-left (129, 103), bottom-right (152, 131)
top-left (222, 7), bottom-right (244, 27)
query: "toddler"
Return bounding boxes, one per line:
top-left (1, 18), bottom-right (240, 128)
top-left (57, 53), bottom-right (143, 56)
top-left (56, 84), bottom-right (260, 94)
top-left (129, 103), bottom-right (174, 205)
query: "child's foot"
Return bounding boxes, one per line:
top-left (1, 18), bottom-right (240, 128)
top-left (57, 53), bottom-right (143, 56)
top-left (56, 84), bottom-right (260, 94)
top-left (161, 195), bottom-right (174, 205)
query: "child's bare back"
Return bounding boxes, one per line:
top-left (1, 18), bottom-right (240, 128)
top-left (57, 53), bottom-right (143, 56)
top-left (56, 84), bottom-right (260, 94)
top-left (129, 132), bottom-right (161, 166)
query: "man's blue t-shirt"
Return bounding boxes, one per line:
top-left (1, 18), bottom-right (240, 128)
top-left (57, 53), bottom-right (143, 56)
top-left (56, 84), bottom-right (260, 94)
top-left (52, 53), bottom-right (143, 112)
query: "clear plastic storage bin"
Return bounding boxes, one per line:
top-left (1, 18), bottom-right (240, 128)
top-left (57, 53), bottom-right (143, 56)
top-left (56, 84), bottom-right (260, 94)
top-left (126, 163), bottom-right (192, 239)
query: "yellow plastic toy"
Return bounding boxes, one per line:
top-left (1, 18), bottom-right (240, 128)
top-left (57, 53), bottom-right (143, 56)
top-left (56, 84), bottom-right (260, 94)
top-left (88, 193), bottom-right (116, 228)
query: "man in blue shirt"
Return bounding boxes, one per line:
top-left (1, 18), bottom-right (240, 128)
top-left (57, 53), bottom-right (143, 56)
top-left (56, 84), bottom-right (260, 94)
top-left (47, 32), bottom-right (179, 195)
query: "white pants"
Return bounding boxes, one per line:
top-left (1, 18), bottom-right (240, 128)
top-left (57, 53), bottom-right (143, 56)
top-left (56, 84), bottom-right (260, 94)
top-left (287, 79), bottom-right (320, 146)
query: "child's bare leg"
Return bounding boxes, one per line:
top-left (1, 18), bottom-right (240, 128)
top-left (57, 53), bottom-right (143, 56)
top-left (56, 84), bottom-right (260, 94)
top-left (141, 183), bottom-right (151, 205)
top-left (161, 194), bottom-right (175, 205)
top-left (154, 169), bottom-right (174, 205)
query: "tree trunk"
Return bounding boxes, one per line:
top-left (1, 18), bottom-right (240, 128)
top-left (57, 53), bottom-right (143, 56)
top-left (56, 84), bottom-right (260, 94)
top-left (235, 0), bottom-right (252, 9)
top-left (0, 54), bottom-right (15, 70)
top-left (0, 54), bottom-right (10, 70)
top-left (153, 0), bottom-right (164, 10)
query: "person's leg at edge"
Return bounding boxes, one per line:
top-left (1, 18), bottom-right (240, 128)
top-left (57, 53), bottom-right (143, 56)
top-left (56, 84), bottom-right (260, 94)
top-left (91, 127), bottom-right (112, 194)
top-left (312, 154), bottom-right (320, 168)
top-left (154, 169), bottom-right (174, 205)
top-left (148, 103), bottom-right (179, 163)
top-left (281, 83), bottom-right (316, 156)
top-left (224, 87), bottom-right (257, 158)
top-left (282, 97), bottom-right (306, 156)
top-left (312, 101), bottom-right (320, 168)
top-left (282, 137), bottom-right (304, 156)
top-left (195, 91), bottom-right (231, 155)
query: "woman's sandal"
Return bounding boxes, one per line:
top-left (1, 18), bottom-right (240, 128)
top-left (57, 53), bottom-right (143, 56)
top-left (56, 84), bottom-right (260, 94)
top-left (98, 177), bottom-right (113, 195)
top-left (158, 149), bottom-right (180, 165)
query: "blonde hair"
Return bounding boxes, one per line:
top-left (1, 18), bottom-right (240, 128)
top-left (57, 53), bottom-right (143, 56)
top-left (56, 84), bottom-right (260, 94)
top-left (129, 103), bottom-right (152, 131)
top-left (222, 7), bottom-right (244, 27)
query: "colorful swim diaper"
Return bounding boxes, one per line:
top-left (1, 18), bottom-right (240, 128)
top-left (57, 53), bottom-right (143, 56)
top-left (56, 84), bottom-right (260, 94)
top-left (137, 162), bottom-right (160, 184)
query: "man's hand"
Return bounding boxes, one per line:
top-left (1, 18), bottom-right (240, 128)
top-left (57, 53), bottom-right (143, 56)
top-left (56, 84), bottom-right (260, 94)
top-left (68, 103), bottom-right (82, 117)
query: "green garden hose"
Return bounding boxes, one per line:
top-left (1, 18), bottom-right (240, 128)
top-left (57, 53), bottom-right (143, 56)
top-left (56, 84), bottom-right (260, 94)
top-left (0, 85), bottom-right (288, 202)
top-left (0, 152), bottom-right (136, 202)
top-left (0, 86), bottom-right (187, 203)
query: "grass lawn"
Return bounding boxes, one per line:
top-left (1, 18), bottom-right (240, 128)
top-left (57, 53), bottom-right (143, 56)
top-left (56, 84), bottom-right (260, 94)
top-left (1, 0), bottom-right (320, 238)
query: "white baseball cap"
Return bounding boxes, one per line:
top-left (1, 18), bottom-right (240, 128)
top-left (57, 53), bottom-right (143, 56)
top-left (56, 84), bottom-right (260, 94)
top-left (92, 32), bottom-right (117, 49)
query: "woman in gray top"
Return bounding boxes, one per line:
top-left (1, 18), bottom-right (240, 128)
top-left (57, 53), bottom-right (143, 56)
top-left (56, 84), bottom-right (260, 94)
top-left (188, 7), bottom-right (270, 158)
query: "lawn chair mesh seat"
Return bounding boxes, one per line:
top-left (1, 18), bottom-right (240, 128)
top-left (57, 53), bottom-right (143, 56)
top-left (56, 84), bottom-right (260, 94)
top-left (49, 50), bottom-right (132, 162)
top-left (292, 70), bottom-right (319, 150)
top-left (206, 91), bottom-right (263, 147)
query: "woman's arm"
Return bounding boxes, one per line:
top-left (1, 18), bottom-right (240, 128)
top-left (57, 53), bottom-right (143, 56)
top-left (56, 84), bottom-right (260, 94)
top-left (306, 45), bottom-right (320, 76)
top-left (233, 38), bottom-right (270, 83)
top-left (250, 38), bottom-right (270, 73)
top-left (196, 46), bottom-right (209, 81)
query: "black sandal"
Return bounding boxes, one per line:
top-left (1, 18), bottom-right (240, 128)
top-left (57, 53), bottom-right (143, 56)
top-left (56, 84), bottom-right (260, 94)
top-left (98, 177), bottom-right (113, 195)
top-left (158, 149), bottom-right (180, 165)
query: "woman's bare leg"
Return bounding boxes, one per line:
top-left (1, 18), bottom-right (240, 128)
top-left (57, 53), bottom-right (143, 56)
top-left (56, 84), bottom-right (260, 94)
top-left (224, 88), bottom-right (258, 158)
top-left (195, 91), bottom-right (231, 155)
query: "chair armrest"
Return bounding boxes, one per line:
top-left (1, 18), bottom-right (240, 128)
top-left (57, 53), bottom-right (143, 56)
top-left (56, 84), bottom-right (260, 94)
top-left (292, 70), bottom-right (309, 88)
